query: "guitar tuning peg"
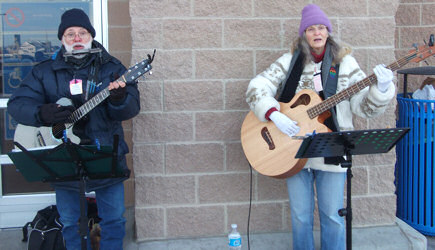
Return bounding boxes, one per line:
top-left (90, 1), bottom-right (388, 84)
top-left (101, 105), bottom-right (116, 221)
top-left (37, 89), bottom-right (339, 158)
top-left (149, 71), bottom-right (153, 75)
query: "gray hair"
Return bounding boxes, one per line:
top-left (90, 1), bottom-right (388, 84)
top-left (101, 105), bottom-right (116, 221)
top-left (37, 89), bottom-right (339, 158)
top-left (292, 33), bottom-right (343, 65)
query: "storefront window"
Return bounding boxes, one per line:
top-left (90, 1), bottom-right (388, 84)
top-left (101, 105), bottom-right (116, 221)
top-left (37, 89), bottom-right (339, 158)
top-left (0, 0), bottom-right (106, 227)
top-left (1, 1), bottom-right (95, 195)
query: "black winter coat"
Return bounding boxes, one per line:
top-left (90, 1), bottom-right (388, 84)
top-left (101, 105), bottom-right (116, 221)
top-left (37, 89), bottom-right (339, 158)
top-left (7, 41), bottom-right (140, 191)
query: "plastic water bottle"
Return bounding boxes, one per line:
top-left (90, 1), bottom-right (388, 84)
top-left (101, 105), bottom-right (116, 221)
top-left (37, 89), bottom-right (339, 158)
top-left (228, 224), bottom-right (242, 249)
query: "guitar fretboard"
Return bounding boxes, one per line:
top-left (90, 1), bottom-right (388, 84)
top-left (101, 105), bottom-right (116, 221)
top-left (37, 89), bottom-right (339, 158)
top-left (307, 49), bottom-right (420, 119)
top-left (50, 56), bottom-right (153, 138)
top-left (51, 87), bottom-right (111, 136)
top-left (67, 88), bottom-right (110, 127)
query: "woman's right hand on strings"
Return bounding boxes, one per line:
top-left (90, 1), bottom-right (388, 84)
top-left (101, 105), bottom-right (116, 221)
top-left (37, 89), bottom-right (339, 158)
top-left (269, 111), bottom-right (300, 137)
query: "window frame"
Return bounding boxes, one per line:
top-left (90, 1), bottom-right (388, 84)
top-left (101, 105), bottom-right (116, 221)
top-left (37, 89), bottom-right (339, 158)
top-left (0, 0), bottom-right (108, 228)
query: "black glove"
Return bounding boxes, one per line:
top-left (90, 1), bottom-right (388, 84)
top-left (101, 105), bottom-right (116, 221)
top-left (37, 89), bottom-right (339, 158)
top-left (109, 86), bottom-right (127, 104)
top-left (38, 104), bottom-right (75, 125)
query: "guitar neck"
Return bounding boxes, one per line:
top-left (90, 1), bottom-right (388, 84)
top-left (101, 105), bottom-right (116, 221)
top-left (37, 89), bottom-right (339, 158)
top-left (65, 58), bottom-right (153, 127)
top-left (67, 87), bottom-right (110, 126)
top-left (50, 52), bottom-right (154, 138)
top-left (307, 51), bottom-right (418, 118)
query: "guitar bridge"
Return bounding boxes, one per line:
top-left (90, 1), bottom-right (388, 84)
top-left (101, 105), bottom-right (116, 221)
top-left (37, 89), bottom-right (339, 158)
top-left (261, 127), bottom-right (275, 150)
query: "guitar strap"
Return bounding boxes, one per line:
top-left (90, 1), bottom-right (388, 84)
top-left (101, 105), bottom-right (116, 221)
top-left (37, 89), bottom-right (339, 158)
top-left (279, 44), bottom-right (339, 104)
top-left (278, 45), bottom-right (340, 130)
top-left (278, 51), bottom-right (304, 103)
top-left (278, 45), bottom-right (343, 165)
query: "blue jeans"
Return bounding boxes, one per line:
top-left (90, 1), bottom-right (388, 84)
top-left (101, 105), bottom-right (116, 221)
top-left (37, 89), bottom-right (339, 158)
top-left (286, 169), bottom-right (346, 250)
top-left (56, 182), bottom-right (126, 250)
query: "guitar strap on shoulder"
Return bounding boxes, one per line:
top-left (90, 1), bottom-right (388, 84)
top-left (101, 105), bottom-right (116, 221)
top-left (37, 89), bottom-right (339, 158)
top-left (322, 59), bottom-right (341, 134)
top-left (278, 51), bottom-right (305, 103)
top-left (320, 46), bottom-right (343, 165)
top-left (279, 45), bottom-right (341, 132)
top-left (277, 45), bottom-right (344, 165)
top-left (320, 44), bottom-right (341, 134)
top-left (320, 43), bottom-right (336, 99)
top-left (91, 57), bottom-right (100, 84)
top-left (279, 43), bottom-right (340, 103)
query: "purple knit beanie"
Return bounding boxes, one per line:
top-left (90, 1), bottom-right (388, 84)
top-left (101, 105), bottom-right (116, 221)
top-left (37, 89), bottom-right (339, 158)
top-left (298, 4), bottom-right (332, 37)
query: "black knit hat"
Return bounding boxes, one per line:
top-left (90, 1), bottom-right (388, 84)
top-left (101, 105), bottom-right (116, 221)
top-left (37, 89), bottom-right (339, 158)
top-left (57, 8), bottom-right (96, 40)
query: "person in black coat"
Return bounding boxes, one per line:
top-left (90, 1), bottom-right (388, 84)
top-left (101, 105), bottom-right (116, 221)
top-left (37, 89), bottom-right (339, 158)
top-left (7, 9), bottom-right (140, 250)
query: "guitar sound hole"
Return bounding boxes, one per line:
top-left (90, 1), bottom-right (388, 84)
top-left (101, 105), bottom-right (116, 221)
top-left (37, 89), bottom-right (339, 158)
top-left (290, 94), bottom-right (311, 108)
top-left (261, 127), bottom-right (275, 150)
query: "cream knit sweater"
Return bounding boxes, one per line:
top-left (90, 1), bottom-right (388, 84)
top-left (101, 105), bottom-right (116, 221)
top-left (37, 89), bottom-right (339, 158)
top-left (246, 50), bottom-right (396, 172)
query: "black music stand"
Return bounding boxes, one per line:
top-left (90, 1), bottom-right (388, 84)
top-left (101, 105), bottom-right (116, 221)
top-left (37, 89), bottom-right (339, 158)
top-left (8, 135), bottom-right (130, 250)
top-left (295, 128), bottom-right (410, 250)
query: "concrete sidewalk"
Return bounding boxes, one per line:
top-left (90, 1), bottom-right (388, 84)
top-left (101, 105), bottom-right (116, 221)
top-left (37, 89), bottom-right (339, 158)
top-left (0, 215), bottom-right (431, 250)
top-left (126, 218), bottom-right (429, 250)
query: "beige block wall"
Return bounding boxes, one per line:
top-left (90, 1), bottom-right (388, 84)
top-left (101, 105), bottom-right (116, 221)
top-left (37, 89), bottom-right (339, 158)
top-left (102, 0), bottom-right (435, 243)
top-left (395, 1), bottom-right (435, 93)
top-left (128, 0), bottom-right (400, 242)
top-left (107, 0), bottom-right (135, 206)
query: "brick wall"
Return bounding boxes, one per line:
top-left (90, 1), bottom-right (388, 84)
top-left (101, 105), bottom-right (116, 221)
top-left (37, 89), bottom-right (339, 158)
top-left (107, 0), bottom-right (135, 206)
top-left (395, 0), bottom-right (435, 92)
top-left (127, 0), bottom-right (405, 242)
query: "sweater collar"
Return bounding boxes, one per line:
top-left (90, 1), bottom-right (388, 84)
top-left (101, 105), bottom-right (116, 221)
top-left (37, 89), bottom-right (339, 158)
top-left (311, 48), bottom-right (326, 63)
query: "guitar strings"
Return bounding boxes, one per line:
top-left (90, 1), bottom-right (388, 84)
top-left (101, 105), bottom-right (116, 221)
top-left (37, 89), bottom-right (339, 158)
top-left (50, 57), bottom-right (153, 139)
top-left (307, 47), bottom-right (427, 118)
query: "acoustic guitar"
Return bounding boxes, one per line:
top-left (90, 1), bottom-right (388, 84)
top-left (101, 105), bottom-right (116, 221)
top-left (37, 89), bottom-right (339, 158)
top-left (14, 50), bottom-right (155, 148)
top-left (241, 42), bottom-right (435, 179)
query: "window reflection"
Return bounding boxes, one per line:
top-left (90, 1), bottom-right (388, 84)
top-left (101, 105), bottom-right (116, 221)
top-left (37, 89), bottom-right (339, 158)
top-left (0, 2), bottom-right (91, 195)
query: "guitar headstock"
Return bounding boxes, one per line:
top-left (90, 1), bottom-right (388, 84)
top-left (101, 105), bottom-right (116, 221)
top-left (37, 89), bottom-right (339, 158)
top-left (408, 34), bottom-right (435, 63)
top-left (122, 49), bottom-right (156, 82)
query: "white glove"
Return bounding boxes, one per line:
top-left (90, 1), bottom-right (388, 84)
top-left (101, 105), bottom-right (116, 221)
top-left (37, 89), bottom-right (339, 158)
top-left (374, 64), bottom-right (393, 93)
top-left (269, 111), bottom-right (300, 137)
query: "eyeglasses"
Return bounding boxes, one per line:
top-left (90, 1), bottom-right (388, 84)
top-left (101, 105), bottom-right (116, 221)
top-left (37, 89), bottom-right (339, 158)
top-left (64, 31), bottom-right (90, 41)
top-left (306, 25), bottom-right (327, 34)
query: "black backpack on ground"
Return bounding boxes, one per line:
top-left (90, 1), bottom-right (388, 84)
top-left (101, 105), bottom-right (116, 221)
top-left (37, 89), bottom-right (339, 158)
top-left (22, 205), bottom-right (66, 250)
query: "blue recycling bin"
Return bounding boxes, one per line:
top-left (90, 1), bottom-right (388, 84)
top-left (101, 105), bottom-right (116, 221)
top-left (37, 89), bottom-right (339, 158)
top-left (396, 94), bottom-right (435, 236)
